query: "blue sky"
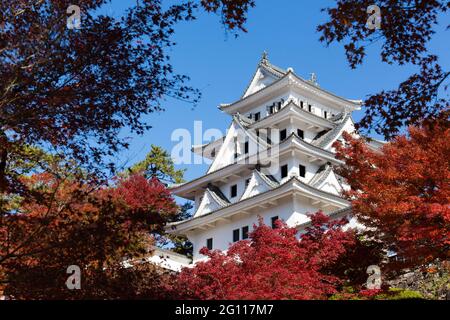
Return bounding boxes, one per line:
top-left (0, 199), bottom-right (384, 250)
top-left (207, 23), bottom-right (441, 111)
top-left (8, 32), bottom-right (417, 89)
top-left (105, 0), bottom-right (449, 184)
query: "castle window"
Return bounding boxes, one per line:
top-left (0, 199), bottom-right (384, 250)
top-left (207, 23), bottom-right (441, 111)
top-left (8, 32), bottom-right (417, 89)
top-left (244, 141), bottom-right (249, 154)
top-left (308, 104), bottom-right (312, 112)
top-left (299, 165), bottom-right (306, 178)
top-left (277, 101), bottom-right (282, 111)
top-left (280, 129), bottom-right (287, 142)
top-left (281, 165), bottom-right (288, 179)
top-left (297, 129), bottom-right (304, 139)
top-left (300, 101), bottom-right (304, 109)
top-left (242, 226), bottom-right (249, 239)
top-left (266, 132), bottom-right (272, 145)
top-left (245, 178), bottom-right (251, 187)
top-left (324, 111), bottom-right (328, 119)
top-left (271, 216), bottom-right (279, 229)
top-left (211, 148), bottom-right (216, 158)
top-left (206, 238), bottom-right (213, 250)
top-left (233, 229), bottom-right (240, 242)
top-left (254, 112), bottom-right (261, 121)
top-left (230, 184), bottom-right (237, 198)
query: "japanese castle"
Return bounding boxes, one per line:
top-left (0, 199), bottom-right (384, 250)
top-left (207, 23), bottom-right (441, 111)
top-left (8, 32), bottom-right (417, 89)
top-left (164, 53), bottom-right (383, 267)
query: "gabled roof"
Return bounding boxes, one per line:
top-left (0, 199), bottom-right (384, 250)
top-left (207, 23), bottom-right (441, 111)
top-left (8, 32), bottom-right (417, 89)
top-left (308, 164), bottom-right (334, 188)
top-left (256, 169), bottom-right (279, 188)
top-left (259, 52), bottom-right (287, 77)
top-left (308, 163), bottom-right (345, 196)
top-left (170, 132), bottom-right (343, 200)
top-left (206, 185), bottom-right (230, 207)
top-left (193, 186), bottom-right (230, 218)
top-left (241, 169), bottom-right (280, 200)
top-left (205, 113), bottom-right (271, 174)
top-left (241, 52), bottom-right (287, 98)
top-left (221, 55), bottom-right (362, 114)
top-left (166, 176), bottom-right (350, 234)
top-left (311, 113), bottom-right (352, 149)
top-left (191, 136), bottom-right (225, 159)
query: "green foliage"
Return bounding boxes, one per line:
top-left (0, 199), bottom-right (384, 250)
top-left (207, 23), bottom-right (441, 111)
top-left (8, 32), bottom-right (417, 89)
top-left (127, 145), bottom-right (185, 185)
top-left (377, 288), bottom-right (424, 300)
top-left (329, 286), bottom-right (363, 300)
top-left (330, 287), bottom-right (424, 300)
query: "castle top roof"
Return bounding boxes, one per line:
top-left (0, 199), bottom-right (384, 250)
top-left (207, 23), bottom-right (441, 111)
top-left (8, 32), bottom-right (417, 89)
top-left (221, 53), bottom-right (362, 114)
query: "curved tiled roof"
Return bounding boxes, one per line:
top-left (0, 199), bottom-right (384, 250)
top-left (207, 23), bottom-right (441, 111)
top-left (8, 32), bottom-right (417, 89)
top-left (329, 112), bottom-right (345, 122)
top-left (170, 122), bottom-right (345, 202)
top-left (292, 133), bottom-right (336, 158)
top-left (170, 132), bottom-right (340, 195)
top-left (255, 169), bottom-right (279, 188)
top-left (233, 113), bottom-right (270, 149)
top-left (167, 176), bottom-right (349, 229)
top-left (311, 113), bottom-right (351, 148)
top-left (260, 58), bottom-right (287, 78)
top-left (233, 114), bottom-right (337, 159)
top-left (239, 100), bottom-right (335, 129)
top-left (206, 185), bottom-right (230, 207)
top-left (241, 53), bottom-right (287, 98)
top-left (308, 164), bottom-right (333, 188)
top-left (224, 58), bottom-right (361, 113)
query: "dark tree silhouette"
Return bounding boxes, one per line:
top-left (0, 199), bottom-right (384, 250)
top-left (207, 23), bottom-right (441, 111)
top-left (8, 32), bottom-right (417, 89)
top-left (0, 0), bottom-right (255, 193)
top-left (317, 0), bottom-right (449, 139)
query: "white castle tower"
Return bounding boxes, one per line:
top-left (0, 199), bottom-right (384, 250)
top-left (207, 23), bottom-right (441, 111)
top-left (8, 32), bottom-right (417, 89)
top-left (166, 53), bottom-right (383, 264)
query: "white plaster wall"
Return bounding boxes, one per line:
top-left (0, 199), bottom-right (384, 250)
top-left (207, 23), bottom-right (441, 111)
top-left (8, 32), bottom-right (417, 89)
top-left (289, 92), bottom-right (340, 119)
top-left (189, 200), bottom-right (294, 262)
top-left (244, 93), bottom-right (290, 120)
top-left (217, 174), bottom-right (251, 205)
top-left (188, 193), bottom-right (338, 262)
top-left (303, 128), bottom-right (319, 144)
top-left (293, 153), bottom-right (319, 182)
top-left (289, 198), bottom-right (322, 226)
top-left (245, 69), bottom-right (278, 96)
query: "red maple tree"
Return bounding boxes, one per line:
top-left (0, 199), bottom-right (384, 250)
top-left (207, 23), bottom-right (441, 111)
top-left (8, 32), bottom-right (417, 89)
top-left (0, 173), bottom-right (178, 299)
top-left (176, 212), bottom-right (355, 300)
top-left (333, 120), bottom-right (450, 269)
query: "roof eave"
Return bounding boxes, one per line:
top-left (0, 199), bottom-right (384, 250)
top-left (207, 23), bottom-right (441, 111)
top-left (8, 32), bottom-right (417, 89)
top-left (249, 100), bottom-right (335, 130)
top-left (166, 177), bottom-right (349, 234)
top-left (170, 134), bottom-right (341, 199)
top-left (220, 72), bottom-right (361, 114)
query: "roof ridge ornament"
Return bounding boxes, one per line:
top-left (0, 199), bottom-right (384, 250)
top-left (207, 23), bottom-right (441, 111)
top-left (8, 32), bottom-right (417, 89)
top-left (260, 51), bottom-right (269, 65)
top-left (308, 72), bottom-right (319, 86)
